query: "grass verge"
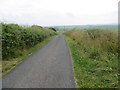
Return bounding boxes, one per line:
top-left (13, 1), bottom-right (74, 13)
top-left (2, 35), bottom-right (56, 77)
top-left (64, 34), bottom-right (118, 88)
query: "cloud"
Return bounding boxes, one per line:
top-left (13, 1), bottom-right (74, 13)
top-left (0, 0), bottom-right (119, 26)
top-left (66, 13), bottom-right (76, 18)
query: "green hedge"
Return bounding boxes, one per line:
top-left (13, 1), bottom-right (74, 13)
top-left (2, 23), bottom-right (56, 60)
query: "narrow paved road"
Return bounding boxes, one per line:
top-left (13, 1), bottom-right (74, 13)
top-left (2, 35), bottom-right (75, 88)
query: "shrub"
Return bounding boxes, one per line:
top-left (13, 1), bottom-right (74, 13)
top-left (2, 23), bottom-right (56, 60)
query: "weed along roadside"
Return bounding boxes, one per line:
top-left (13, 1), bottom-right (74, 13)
top-left (63, 29), bottom-right (118, 88)
top-left (1, 23), bottom-right (118, 88)
top-left (2, 23), bottom-right (57, 76)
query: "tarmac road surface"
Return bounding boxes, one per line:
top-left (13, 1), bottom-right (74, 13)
top-left (2, 34), bottom-right (75, 88)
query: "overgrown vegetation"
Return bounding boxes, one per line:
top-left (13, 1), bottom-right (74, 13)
top-left (64, 29), bottom-right (118, 88)
top-left (2, 23), bottom-right (56, 60)
top-left (2, 36), bottom-right (55, 76)
top-left (2, 23), bottom-right (57, 76)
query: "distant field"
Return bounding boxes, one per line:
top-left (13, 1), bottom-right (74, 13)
top-left (64, 29), bottom-right (118, 88)
top-left (53, 25), bottom-right (118, 31)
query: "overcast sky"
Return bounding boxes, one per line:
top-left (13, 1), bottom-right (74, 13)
top-left (0, 0), bottom-right (119, 26)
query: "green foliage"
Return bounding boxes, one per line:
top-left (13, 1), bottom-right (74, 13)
top-left (2, 23), bottom-right (56, 60)
top-left (89, 49), bottom-right (100, 59)
top-left (64, 29), bottom-right (118, 55)
top-left (64, 29), bottom-right (118, 88)
top-left (48, 28), bottom-right (57, 32)
top-left (2, 36), bottom-right (55, 76)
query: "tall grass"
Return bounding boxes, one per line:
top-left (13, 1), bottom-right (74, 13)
top-left (64, 29), bottom-right (118, 88)
top-left (65, 29), bottom-right (118, 55)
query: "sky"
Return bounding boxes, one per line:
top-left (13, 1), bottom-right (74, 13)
top-left (0, 0), bottom-right (119, 26)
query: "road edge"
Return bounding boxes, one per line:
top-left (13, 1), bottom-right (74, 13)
top-left (63, 34), bottom-right (77, 88)
top-left (2, 35), bottom-right (57, 77)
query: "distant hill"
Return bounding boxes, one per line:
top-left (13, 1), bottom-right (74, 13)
top-left (52, 25), bottom-right (118, 31)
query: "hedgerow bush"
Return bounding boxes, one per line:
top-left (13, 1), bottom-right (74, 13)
top-left (2, 23), bottom-right (56, 60)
